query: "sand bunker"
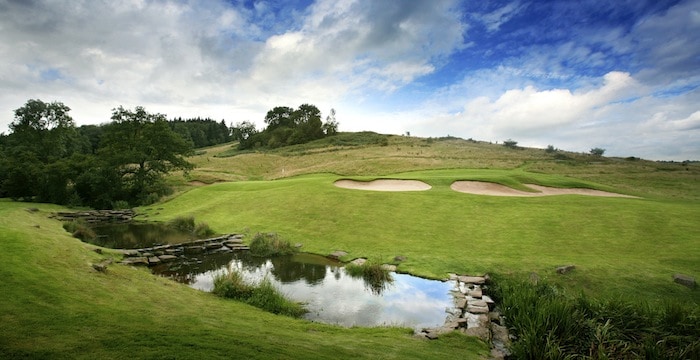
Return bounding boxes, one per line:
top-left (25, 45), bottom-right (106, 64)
top-left (334, 179), bottom-right (432, 192)
top-left (450, 181), bottom-right (636, 198)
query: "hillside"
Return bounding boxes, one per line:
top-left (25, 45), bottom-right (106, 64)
top-left (1, 132), bottom-right (698, 358)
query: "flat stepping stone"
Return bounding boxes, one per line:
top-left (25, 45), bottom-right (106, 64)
top-left (458, 276), bottom-right (486, 284)
top-left (328, 250), bottom-right (348, 260)
top-left (350, 258), bottom-right (367, 266)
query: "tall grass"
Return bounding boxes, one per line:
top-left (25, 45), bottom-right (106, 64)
top-left (168, 215), bottom-right (215, 238)
top-left (491, 276), bottom-right (700, 359)
top-left (212, 269), bottom-right (306, 317)
top-left (345, 260), bottom-right (393, 295)
top-left (62, 219), bottom-right (96, 241)
top-left (248, 232), bottom-right (296, 257)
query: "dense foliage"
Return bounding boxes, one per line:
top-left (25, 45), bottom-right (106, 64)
top-left (236, 104), bottom-right (338, 150)
top-left (491, 277), bottom-right (700, 359)
top-left (0, 100), bottom-right (194, 208)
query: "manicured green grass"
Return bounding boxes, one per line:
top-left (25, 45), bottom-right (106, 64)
top-left (0, 200), bottom-right (489, 359)
top-left (146, 169), bottom-right (700, 303)
top-left (2, 135), bottom-right (698, 358)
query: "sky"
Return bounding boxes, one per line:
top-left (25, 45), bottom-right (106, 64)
top-left (1, 0), bottom-right (698, 160)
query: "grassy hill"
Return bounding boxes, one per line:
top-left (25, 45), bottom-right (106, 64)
top-left (1, 132), bottom-right (698, 358)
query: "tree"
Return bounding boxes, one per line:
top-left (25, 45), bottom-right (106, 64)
top-left (590, 147), bottom-right (605, 156)
top-left (264, 106), bottom-right (295, 130)
top-left (322, 108), bottom-right (339, 136)
top-left (503, 139), bottom-right (518, 149)
top-left (231, 121), bottom-right (258, 142)
top-left (545, 145), bottom-right (557, 153)
top-left (100, 106), bottom-right (193, 204)
top-left (8, 99), bottom-right (79, 162)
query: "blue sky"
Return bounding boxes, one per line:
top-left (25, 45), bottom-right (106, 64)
top-left (0, 0), bottom-right (698, 160)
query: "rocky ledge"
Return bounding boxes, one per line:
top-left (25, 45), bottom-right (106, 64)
top-left (415, 274), bottom-right (511, 360)
top-left (52, 209), bottom-right (137, 223)
top-left (120, 234), bottom-right (248, 266)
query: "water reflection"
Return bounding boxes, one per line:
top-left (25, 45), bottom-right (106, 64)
top-left (154, 252), bottom-right (454, 329)
top-left (90, 222), bottom-right (194, 249)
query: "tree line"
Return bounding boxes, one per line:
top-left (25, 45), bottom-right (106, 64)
top-left (0, 100), bottom-right (195, 208)
top-left (234, 104), bottom-right (338, 150)
top-left (0, 99), bottom-right (338, 209)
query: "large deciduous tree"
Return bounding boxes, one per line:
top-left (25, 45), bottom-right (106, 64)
top-left (100, 106), bottom-right (193, 203)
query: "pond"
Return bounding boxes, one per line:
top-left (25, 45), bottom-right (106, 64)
top-left (89, 222), bottom-right (456, 329)
top-left (90, 222), bottom-right (194, 249)
top-left (153, 251), bottom-right (456, 329)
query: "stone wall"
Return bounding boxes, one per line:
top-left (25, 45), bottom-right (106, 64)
top-left (415, 274), bottom-right (511, 360)
top-left (120, 234), bottom-right (248, 266)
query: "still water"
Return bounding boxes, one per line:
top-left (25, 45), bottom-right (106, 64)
top-left (153, 252), bottom-right (455, 329)
top-left (90, 222), bottom-right (193, 249)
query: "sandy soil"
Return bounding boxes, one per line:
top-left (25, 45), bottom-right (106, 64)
top-left (450, 181), bottom-right (636, 198)
top-left (334, 179), bottom-right (432, 192)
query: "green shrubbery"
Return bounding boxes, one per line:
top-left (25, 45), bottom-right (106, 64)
top-left (168, 215), bottom-right (215, 238)
top-left (491, 277), bottom-right (700, 359)
top-left (212, 269), bottom-right (306, 317)
top-left (62, 219), bottom-right (96, 241)
top-left (248, 232), bottom-right (296, 257)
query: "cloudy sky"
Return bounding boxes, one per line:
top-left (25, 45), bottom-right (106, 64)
top-left (1, 0), bottom-right (698, 160)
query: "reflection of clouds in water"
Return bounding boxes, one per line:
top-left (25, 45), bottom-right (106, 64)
top-left (188, 259), bottom-right (453, 329)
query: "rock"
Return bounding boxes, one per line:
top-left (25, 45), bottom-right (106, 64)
top-left (468, 299), bottom-right (488, 308)
top-left (294, 243), bottom-right (303, 248)
top-left (158, 255), bottom-right (178, 262)
top-left (93, 248), bottom-right (103, 254)
top-left (381, 264), bottom-right (397, 272)
top-left (468, 287), bottom-right (482, 298)
top-left (148, 256), bottom-right (161, 264)
top-left (458, 276), bottom-right (486, 284)
top-left (455, 298), bottom-right (467, 309)
top-left (184, 246), bottom-right (205, 254)
top-left (556, 264), bottom-right (576, 274)
top-left (461, 327), bottom-right (491, 342)
top-left (491, 348), bottom-right (506, 360)
top-left (394, 255), bottom-right (407, 262)
top-left (467, 305), bottom-right (489, 314)
top-left (488, 311), bottom-right (501, 324)
top-left (466, 313), bottom-right (489, 329)
top-left (673, 274), bottom-right (697, 288)
top-left (350, 258), bottom-right (367, 266)
top-left (328, 250), bottom-right (348, 260)
top-left (92, 260), bottom-right (111, 273)
top-left (205, 242), bottom-right (223, 250)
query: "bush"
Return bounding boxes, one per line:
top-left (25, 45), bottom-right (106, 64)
top-left (212, 270), bottom-right (306, 317)
top-left (167, 215), bottom-right (216, 239)
top-left (503, 139), bottom-right (518, 149)
top-left (168, 215), bottom-right (196, 233)
top-left (248, 232), bottom-right (296, 257)
top-left (63, 220), bottom-right (96, 241)
top-left (194, 222), bottom-right (215, 238)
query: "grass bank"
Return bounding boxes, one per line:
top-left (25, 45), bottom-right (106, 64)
top-left (0, 200), bottom-right (489, 359)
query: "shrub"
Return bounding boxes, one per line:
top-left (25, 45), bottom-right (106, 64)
top-left (590, 147), bottom-right (606, 156)
top-left (503, 139), bottom-right (518, 149)
top-left (248, 232), bottom-right (296, 257)
top-left (194, 222), bottom-right (215, 238)
top-left (63, 220), bottom-right (96, 241)
top-left (168, 215), bottom-right (196, 233)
